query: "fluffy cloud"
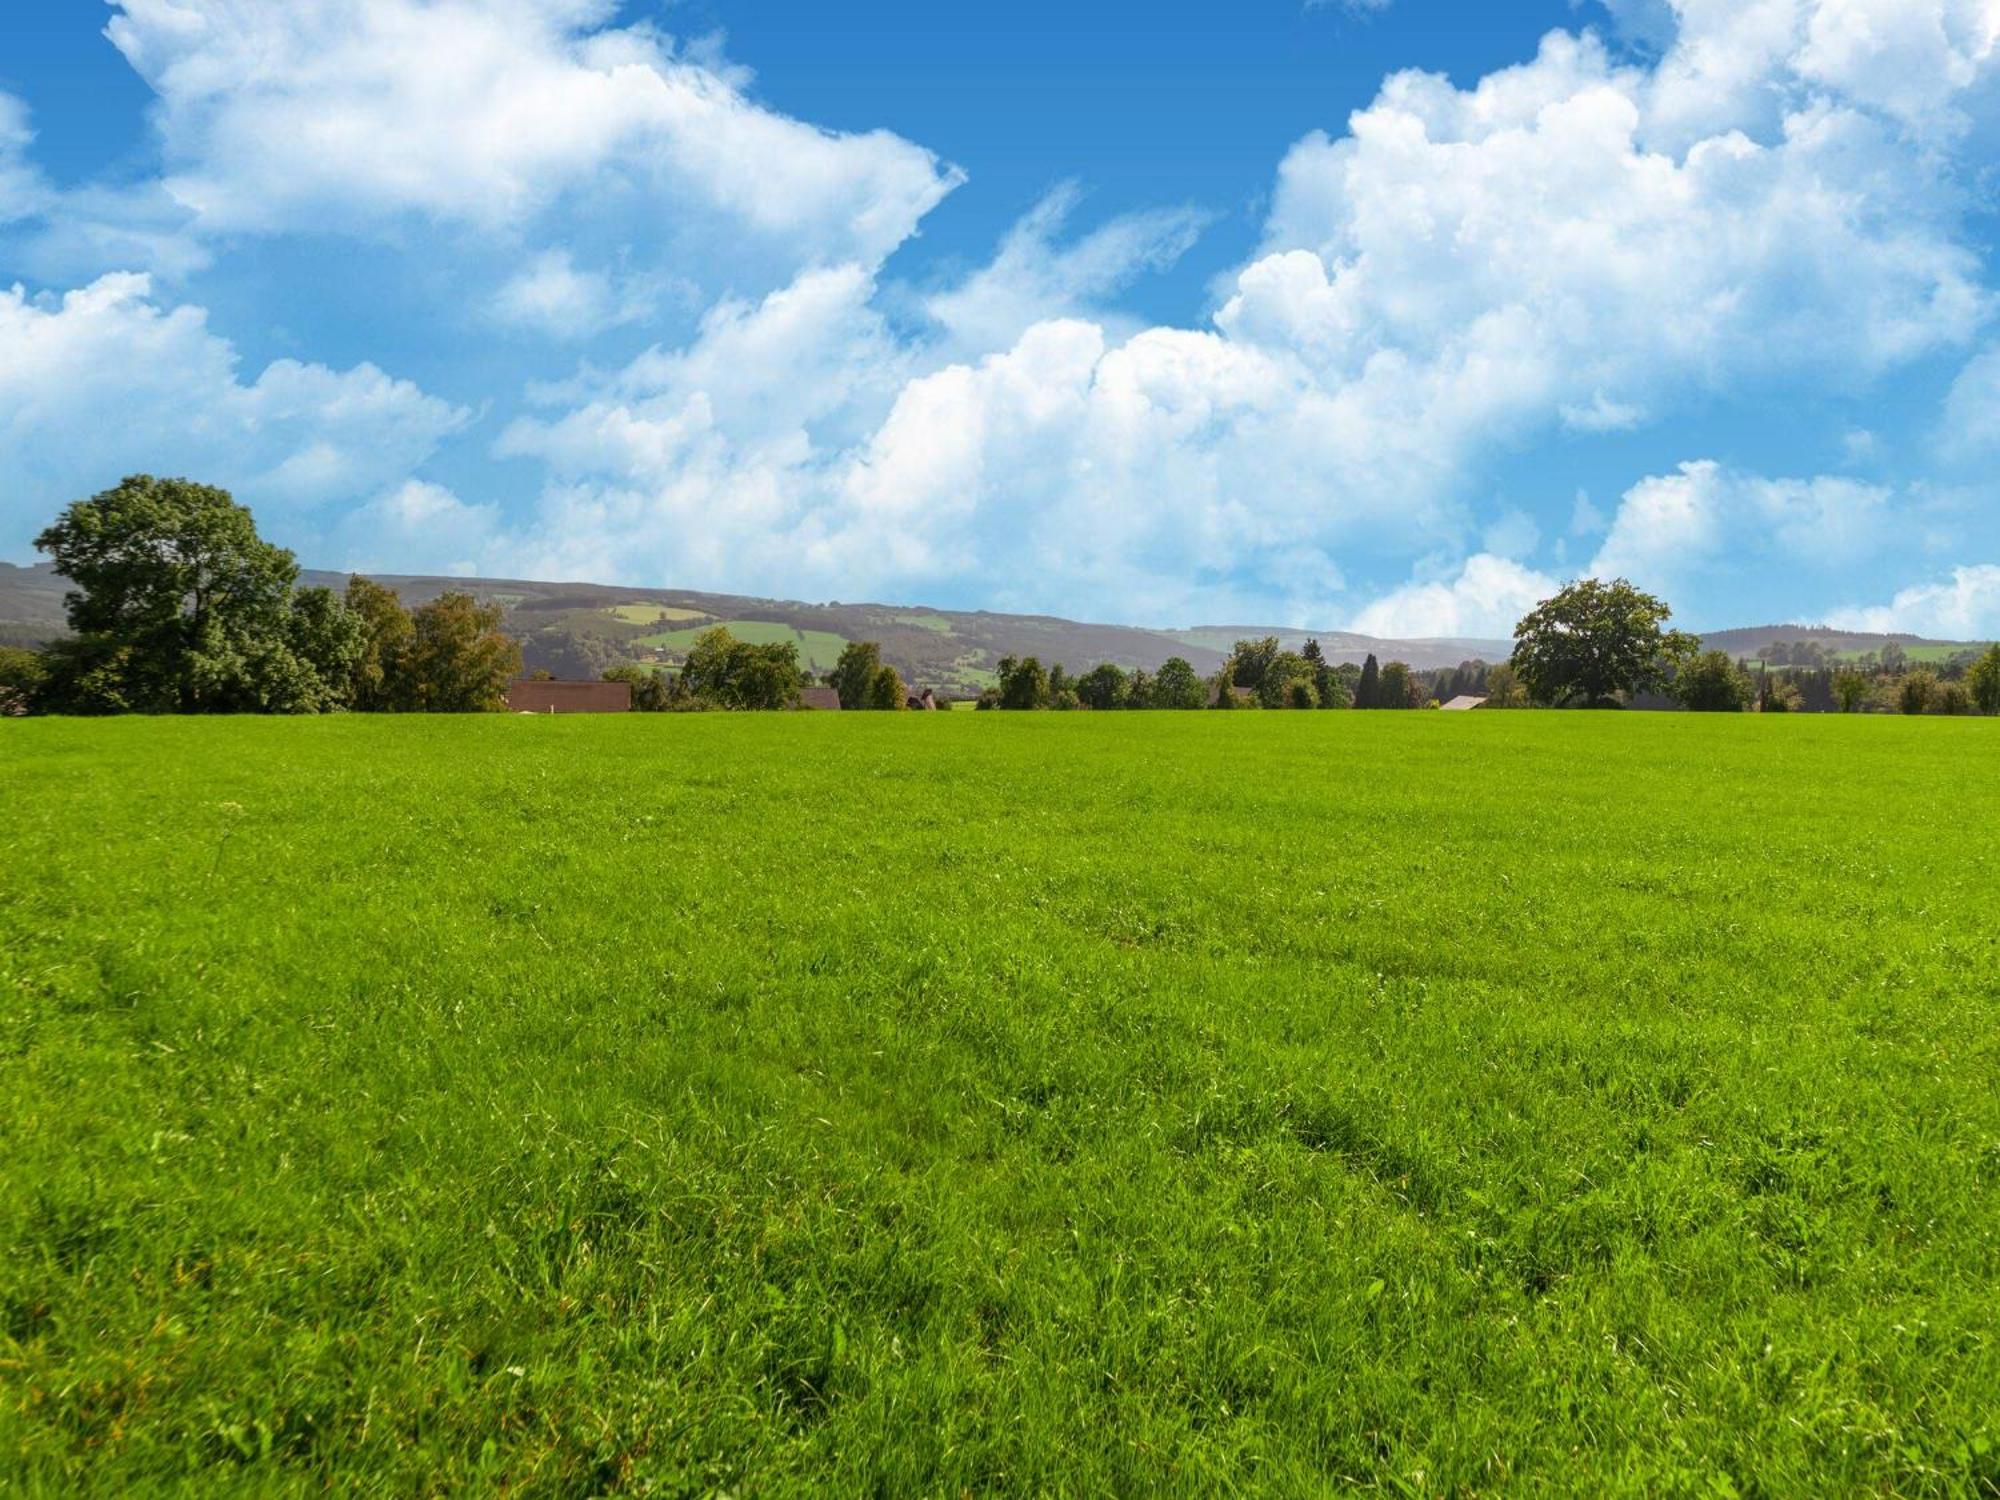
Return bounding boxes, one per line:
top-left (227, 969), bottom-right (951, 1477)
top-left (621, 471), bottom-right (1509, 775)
top-left (1589, 460), bottom-right (1897, 602)
top-left (1827, 565), bottom-right (2000, 636)
top-left (104, 0), bottom-right (960, 285)
top-left (12, 0), bottom-right (1999, 629)
top-left (1346, 554), bottom-right (1557, 639)
top-left (922, 185), bottom-right (1208, 353)
top-left (492, 250), bottom-right (684, 339)
top-left (1939, 344), bottom-right (2000, 462)
top-left (0, 273), bottom-right (467, 555)
top-left (412, 0), bottom-right (1999, 624)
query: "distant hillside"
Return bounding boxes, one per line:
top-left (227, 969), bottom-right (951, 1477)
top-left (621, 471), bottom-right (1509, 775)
top-left (2, 560), bottom-right (1513, 692)
top-left (6, 560), bottom-right (1982, 693)
top-left (1695, 625), bottom-right (1976, 661)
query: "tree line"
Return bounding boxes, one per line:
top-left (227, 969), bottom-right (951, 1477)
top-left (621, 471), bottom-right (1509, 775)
top-left (0, 477), bottom-right (520, 714)
top-left (6, 481), bottom-right (1997, 719)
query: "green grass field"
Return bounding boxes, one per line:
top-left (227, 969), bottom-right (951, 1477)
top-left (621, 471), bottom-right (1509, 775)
top-left (632, 620), bottom-right (850, 673)
top-left (3, 714), bottom-right (1997, 1495)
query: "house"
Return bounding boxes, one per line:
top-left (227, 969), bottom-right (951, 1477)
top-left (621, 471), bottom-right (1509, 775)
top-left (1207, 680), bottom-right (1256, 707)
top-left (906, 688), bottom-right (938, 710)
top-left (506, 678), bottom-right (633, 713)
top-left (1440, 695), bottom-right (1487, 711)
top-left (798, 686), bottom-right (842, 710)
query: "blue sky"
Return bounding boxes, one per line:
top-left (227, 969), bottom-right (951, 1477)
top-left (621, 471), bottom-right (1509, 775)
top-left (3, 0), bottom-right (1998, 636)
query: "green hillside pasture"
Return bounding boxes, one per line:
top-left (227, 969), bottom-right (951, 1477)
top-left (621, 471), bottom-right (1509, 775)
top-left (607, 603), bottom-right (710, 626)
top-left (2, 714), bottom-right (1997, 1495)
top-left (635, 618), bottom-right (850, 672)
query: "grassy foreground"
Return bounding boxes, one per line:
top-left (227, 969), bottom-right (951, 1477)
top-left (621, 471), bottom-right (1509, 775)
top-left (2, 713), bottom-right (1997, 1496)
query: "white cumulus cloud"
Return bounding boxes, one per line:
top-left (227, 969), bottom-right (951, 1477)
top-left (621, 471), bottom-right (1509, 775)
top-left (1346, 554), bottom-right (1557, 639)
top-left (104, 0), bottom-right (961, 288)
top-left (0, 273), bottom-right (468, 556)
top-left (1827, 565), bottom-right (2000, 637)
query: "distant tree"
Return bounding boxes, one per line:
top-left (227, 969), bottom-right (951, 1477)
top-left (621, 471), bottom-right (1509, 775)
top-left (344, 575), bottom-right (416, 711)
top-left (1832, 667), bottom-right (1871, 714)
top-left (603, 664), bottom-right (672, 711)
top-left (1758, 675), bottom-right (1802, 714)
top-left (402, 592), bottom-right (522, 711)
top-left (1482, 662), bottom-right (1528, 708)
top-left (1125, 668), bottom-right (1153, 709)
top-left (1152, 656), bottom-right (1206, 710)
top-left (522, 626), bottom-right (620, 682)
top-left (865, 663), bottom-right (907, 710)
top-left (1880, 642), bottom-right (1908, 673)
top-left (1076, 662), bottom-right (1129, 711)
top-left (1302, 638), bottom-right (1325, 666)
top-left (1208, 669), bottom-right (1239, 709)
top-left (35, 475), bottom-right (309, 713)
top-left (1316, 662), bottom-right (1354, 709)
top-left (1899, 669), bottom-right (1937, 715)
top-left (1257, 651), bottom-right (1318, 708)
top-left (997, 655), bottom-right (1050, 710)
top-left (1936, 680), bottom-right (1973, 716)
top-left (1228, 637), bottom-right (1280, 692)
top-left (1509, 578), bottom-right (1692, 708)
top-left (831, 640), bottom-right (885, 710)
top-left (1378, 660), bottom-right (1417, 709)
top-left (1672, 650), bottom-right (1752, 712)
top-left (731, 643), bottom-right (805, 710)
top-left (1967, 644), bottom-right (2000, 715)
top-left (0, 645), bottom-right (45, 713)
top-left (1356, 654), bottom-right (1381, 709)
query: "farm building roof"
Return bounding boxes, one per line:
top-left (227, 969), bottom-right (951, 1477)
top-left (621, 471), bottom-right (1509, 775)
top-left (506, 679), bottom-right (632, 714)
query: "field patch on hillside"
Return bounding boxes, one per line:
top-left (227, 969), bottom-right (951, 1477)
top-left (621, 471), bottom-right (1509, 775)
top-left (2, 714), bottom-right (1996, 1494)
top-left (635, 619), bottom-right (850, 671)
top-left (608, 602), bottom-right (710, 625)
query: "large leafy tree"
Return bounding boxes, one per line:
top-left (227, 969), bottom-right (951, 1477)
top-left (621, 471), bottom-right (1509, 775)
top-left (1510, 578), bottom-right (1693, 708)
top-left (35, 475), bottom-right (309, 712)
top-left (678, 625), bottom-right (803, 710)
top-left (344, 575), bottom-right (416, 711)
top-left (401, 592), bottom-right (522, 712)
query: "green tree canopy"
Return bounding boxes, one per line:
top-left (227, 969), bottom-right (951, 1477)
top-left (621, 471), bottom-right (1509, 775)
top-left (997, 656), bottom-right (1049, 710)
top-left (1152, 656), bottom-right (1205, 710)
top-left (402, 593), bottom-right (522, 712)
top-left (1356, 654), bottom-right (1381, 709)
top-left (865, 663), bottom-right (907, 710)
top-left (344, 575), bottom-right (416, 711)
top-left (602, 664), bottom-right (672, 711)
top-left (1378, 660), bottom-right (1416, 709)
top-left (679, 626), bottom-right (803, 710)
top-left (35, 475), bottom-right (311, 712)
top-left (831, 641), bottom-right (885, 710)
top-left (1509, 578), bottom-right (1692, 708)
top-left (1672, 650), bottom-right (1752, 712)
top-left (1076, 663), bottom-right (1129, 711)
top-left (1967, 644), bottom-right (2000, 715)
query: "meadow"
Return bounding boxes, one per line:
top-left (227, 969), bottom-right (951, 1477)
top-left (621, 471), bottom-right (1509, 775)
top-left (1, 713), bottom-right (1996, 1496)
